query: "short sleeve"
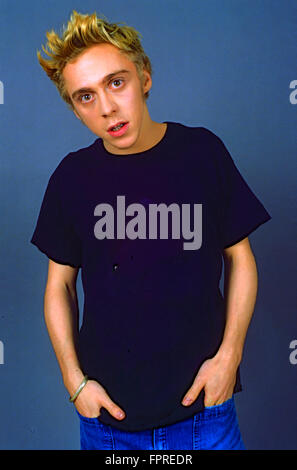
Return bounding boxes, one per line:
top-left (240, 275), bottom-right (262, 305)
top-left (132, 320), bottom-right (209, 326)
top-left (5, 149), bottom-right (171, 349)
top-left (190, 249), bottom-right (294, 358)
top-left (212, 134), bottom-right (272, 249)
top-left (30, 168), bottom-right (82, 268)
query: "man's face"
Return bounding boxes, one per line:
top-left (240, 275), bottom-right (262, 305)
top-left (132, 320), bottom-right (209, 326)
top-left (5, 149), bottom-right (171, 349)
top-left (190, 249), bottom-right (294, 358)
top-left (62, 43), bottom-right (152, 154)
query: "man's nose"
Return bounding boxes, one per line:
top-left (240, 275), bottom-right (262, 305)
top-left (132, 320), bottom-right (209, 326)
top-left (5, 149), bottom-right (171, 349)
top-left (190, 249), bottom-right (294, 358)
top-left (98, 90), bottom-right (117, 117)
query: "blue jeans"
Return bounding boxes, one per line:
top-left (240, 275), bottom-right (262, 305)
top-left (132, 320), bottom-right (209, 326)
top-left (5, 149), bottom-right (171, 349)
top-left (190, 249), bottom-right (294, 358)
top-left (76, 396), bottom-right (246, 450)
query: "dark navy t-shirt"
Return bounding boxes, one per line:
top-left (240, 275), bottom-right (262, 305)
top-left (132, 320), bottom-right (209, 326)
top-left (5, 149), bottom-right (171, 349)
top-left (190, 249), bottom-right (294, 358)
top-left (30, 122), bottom-right (272, 431)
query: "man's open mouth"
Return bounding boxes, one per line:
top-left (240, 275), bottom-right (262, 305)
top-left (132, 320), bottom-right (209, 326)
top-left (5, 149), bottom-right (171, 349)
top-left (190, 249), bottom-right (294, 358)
top-left (108, 122), bottom-right (127, 132)
top-left (107, 122), bottom-right (129, 137)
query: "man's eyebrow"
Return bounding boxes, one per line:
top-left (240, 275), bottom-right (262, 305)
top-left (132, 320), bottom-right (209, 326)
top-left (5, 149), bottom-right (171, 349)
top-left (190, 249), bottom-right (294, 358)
top-left (71, 69), bottom-right (130, 100)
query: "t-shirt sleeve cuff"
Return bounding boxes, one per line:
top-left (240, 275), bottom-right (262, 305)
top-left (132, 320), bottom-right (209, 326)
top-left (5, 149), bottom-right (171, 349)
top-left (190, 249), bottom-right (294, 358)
top-left (222, 212), bottom-right (272, 249)
top-left (30, 237), bottom-right (81, 268)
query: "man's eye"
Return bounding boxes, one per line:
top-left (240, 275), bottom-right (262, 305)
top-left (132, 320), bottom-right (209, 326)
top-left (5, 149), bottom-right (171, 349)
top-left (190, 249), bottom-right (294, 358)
top-left (111, 79), bottom-right (123, 88)
top-left (80, 94), bottom-right (93, 103)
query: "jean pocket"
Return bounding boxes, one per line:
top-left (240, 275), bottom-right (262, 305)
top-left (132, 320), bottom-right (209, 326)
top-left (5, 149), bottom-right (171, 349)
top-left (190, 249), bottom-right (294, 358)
top-left (76, 410), bottom-right (114, 450)
top-left (194, 396), bottom-right (245, 450)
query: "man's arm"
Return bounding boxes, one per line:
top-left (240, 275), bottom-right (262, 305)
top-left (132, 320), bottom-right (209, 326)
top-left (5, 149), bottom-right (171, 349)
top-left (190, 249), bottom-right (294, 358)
top-left (182, 236), bottom-right (258, 407)
top-left (44, 260), bottom-right (126, 420)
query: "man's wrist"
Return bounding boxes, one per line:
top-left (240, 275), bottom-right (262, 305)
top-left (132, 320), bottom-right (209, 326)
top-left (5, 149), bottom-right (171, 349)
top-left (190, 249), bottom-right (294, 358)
top-left (69, 375), bottom-right (89, 403)
top-left (63, 367), bottom-right (86, 396)
top-left (215, 343), bottom-right (243, 367)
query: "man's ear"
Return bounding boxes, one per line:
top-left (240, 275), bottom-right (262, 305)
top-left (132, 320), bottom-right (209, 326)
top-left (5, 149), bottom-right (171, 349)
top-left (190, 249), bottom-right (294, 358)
top-left (141, 69), bottom-right (152, 95)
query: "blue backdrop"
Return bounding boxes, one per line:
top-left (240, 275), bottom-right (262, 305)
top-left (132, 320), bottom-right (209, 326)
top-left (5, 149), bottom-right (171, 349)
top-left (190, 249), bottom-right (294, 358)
top-left (0, 0), bottom-right (296, 450)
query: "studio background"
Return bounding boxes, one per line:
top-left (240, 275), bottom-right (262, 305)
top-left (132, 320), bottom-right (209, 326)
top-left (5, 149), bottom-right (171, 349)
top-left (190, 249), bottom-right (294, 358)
top-left (0, 0), bottom-right (296, 450)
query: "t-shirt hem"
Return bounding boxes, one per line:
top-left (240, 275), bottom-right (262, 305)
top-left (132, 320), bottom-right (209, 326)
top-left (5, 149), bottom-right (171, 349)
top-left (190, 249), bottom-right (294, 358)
top-left (97, 388), bottom-right (243, 432)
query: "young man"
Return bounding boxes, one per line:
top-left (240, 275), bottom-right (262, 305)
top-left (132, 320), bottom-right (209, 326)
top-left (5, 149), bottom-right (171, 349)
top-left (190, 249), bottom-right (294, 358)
top-left (31, 10), bottom-right (272, 450)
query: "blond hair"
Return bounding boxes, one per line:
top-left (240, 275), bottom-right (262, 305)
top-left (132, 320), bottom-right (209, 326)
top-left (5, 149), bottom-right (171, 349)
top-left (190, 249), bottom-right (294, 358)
top-left (37, 10), bottom-right (152, 108)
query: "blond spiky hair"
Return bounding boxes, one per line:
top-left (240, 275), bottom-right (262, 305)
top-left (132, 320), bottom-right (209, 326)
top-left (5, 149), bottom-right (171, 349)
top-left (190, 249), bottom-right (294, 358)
top-left (37, 10), bottom-right (152, 108)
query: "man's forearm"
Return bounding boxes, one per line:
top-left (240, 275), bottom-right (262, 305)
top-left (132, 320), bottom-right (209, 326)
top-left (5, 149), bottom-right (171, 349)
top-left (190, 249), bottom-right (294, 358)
top-left (43, 281), bottom-right (127, 420)
top-left (217, 245), bottom-right (258, 365)
top-left (44, 284), bottom-right (84, 396)
top-left (181, 242), bottom-right (259, 406)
